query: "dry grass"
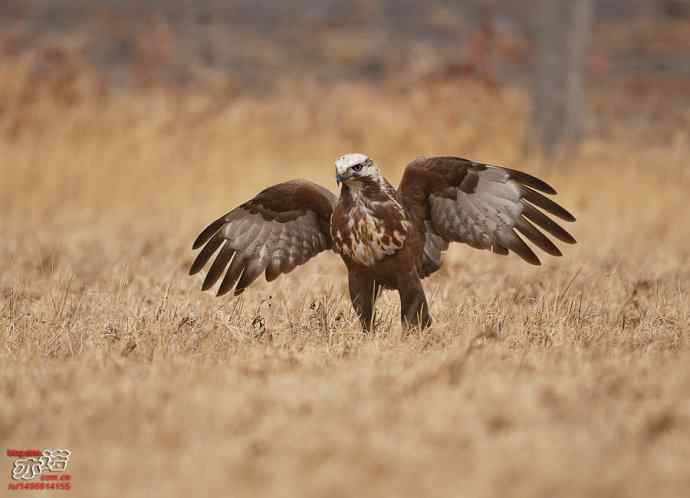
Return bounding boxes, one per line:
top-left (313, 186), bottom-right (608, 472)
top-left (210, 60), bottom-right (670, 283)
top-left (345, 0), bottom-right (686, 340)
top-left (1, 49), bottom-right (690, 498)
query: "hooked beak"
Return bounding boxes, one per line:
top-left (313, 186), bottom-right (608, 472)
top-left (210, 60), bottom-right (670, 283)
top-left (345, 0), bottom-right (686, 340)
top-left (336, 173), bottom-right (347, 186)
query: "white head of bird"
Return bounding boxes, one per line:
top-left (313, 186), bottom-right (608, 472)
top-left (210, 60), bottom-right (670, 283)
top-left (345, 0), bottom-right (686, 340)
top-left (335, 153), bottom-right (380, 186)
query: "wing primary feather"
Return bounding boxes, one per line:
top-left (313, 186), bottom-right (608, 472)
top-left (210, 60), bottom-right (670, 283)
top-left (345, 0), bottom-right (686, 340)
top-left (217, 255), bottom-right (245, 296)
top-left (218, 267), bottom-right (243, 297)
top-left (189, 234), bottom-right (224, 275)
top-left (521, 203), bottom-right (576, 244)
top-left (192, 216), bottom-right (227, 250)
top-left (265, 260), bottom-right (282, 282)
top-left (520, 186), bottom-right (576, 222)
top-left (503, 168), bottom-right (557, 194)
top-left (502, 230), bottom-right (541, 265)
top-left (202, 243), bottom-right (236, 291)
top-left (515, 217), bottom-right (562, 257)
top-left (491, 244), bottom-right (509, 255)
top-left (234, 259), bottom-right (268, 296)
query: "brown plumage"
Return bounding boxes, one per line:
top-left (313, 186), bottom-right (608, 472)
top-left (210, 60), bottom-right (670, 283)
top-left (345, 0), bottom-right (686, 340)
top-left (190, 154), bottom-right (576, 331)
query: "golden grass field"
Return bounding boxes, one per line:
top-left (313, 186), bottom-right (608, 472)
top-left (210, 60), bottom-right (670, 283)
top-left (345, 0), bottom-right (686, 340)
top-left (1, 46), bottom-right (690, 497)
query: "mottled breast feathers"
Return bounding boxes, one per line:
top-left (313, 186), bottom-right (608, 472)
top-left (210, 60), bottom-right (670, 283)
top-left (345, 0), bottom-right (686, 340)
top-left (330, 176), bottom-right (411, 267)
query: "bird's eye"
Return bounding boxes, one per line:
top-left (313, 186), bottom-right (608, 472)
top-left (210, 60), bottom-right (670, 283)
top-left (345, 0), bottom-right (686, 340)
top-left (352, 164), bottom-right (363, 172)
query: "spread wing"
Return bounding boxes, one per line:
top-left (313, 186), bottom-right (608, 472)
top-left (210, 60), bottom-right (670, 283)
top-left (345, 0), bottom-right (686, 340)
top-left (399, 156), bottom-right (576, 272)
top-left (190, 179), bottom-right (336, 296)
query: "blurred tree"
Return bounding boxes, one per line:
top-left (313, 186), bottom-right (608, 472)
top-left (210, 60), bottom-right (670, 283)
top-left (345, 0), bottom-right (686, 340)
top-left (530, 0), bottom-right (593, 156)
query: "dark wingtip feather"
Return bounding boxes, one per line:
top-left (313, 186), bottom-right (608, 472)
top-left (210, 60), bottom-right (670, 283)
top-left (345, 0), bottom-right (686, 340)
top-left (189, 235), bottom-right (223, 275)
top-left (505, 168), bottom-right (557, 195)
top-left (558, 210), bottom-right (576, 223)
top-left (202, 245), bottom-right (235, 291)
top-left (192, 217), bottom-right (226, 250)
top-left (265, 263), bottom-right (282, 282)
top-left (521, 253), bottom-right (542, 266)
top-left (491, 244), bottom-right (509, 256)
top-left (515, 217), bottom-right (563, 257)
top-left (217, 265), bottom-right (243, 297)
top-left (234, 261), bottom-right (268, 296)
top-left (522, 204), bottom-right (577, 245)
top-left (520, 186), bottom-right (576, 222)
top-left (504, 230), bottom-right (541, 266)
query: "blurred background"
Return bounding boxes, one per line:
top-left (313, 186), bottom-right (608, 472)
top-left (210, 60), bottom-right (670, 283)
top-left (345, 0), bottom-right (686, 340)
top-left (2, 1), bottom-right (689, 150)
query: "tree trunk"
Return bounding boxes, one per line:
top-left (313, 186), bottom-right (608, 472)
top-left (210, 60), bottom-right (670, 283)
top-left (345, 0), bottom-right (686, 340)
top-left (531, 0), bottom-right (593, 155)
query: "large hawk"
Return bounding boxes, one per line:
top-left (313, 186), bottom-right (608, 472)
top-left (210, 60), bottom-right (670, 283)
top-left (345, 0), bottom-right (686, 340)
top-left (190, 154), bottom-right (576, 331)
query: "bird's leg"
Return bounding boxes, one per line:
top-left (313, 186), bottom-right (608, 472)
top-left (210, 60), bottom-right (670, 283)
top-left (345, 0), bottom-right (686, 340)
top-left (398, 274), bottom-right (432, 331)
top-left (348, 272), bottom-right (380, 333)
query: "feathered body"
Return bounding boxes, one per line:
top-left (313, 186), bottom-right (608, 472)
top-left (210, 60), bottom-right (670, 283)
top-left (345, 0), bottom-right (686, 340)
top-left (190, 154), bottom-right (576, 331)
top-left (332, 176), bottom-right (416, 278)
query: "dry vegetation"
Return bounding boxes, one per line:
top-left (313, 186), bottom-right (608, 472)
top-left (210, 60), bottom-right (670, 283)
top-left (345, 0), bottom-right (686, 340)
top-left (1, 33), bottom-right (690, 498)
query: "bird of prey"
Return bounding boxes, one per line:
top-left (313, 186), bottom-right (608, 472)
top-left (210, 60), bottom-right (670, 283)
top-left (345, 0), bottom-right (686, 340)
top-left (190, 154), bottom-right (576, 331)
